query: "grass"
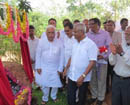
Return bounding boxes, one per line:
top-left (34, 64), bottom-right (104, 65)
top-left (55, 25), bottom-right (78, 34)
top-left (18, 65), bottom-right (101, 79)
top-left (32, 88), bottom-right (68, 105)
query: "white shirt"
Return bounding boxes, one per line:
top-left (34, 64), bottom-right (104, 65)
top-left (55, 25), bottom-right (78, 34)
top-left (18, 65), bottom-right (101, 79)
top-left (118, 28), bottom-right (124, 34)
top-left (59, 30), bottom-right (66, 42)
top-left (27, 36), bottom-right (39, 69)
top-left (27, 36), bottom-right (39, 61)
top-left (109, 36), bottom-right (130, 77)
top-left (64, 35), bottom-right (76, 66)
top-left (68, 37), bottom-right (98, 82)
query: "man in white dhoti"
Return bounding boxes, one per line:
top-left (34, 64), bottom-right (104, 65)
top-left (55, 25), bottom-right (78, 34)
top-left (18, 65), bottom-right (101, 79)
top-left (35, 25), bottom-right (64, 105)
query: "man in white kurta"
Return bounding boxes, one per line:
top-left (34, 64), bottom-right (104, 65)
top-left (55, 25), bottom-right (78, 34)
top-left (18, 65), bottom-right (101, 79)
top-left (35, 25), bottom-right (64, 104)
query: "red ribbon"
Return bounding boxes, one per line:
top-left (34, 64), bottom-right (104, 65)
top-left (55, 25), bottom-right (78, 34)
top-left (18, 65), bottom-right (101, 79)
top-left (99, 46), bottom-right (108, 53)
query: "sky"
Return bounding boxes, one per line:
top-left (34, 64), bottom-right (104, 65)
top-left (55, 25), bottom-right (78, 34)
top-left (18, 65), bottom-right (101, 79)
top-left (27, 0), bottom-right (68, 16)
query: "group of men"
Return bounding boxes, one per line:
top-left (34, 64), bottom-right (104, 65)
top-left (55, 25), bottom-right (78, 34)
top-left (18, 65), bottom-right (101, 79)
top-left (27, 17), bottom-right (130, 105)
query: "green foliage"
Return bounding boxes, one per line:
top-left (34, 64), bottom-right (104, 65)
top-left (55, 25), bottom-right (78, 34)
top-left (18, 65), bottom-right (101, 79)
top-left (110, 0), bottom-right (130, 20)
top-left (18, 0), bottom-right (32, 13)
top-left (28, 12), bottom-right (71, 36)
top-left (28, 11), bottom-right (49, 37)
top-left (66, 0), bottom-right (130, 22)
top-left (0, 35), bottom-right (21, 63)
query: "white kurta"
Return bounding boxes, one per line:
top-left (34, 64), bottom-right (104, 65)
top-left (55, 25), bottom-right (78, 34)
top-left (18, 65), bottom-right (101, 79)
top-left (63, 35), bottom-right (76, 67)
top-left (35, 37), bottom-right (64, 87)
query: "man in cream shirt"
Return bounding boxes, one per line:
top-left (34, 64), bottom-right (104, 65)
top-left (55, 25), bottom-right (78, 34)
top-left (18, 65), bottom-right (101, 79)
top-left (109, 26), bottom-right (130, 105)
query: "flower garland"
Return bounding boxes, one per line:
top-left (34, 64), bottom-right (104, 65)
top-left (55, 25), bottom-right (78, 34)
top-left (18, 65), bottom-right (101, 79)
top-left (0, 3), bottom-right (29, 43)
top-left (15, 87), bottom-right (31, 105)
top-left (5, 3), bottom-right (11, 30)
top-left (0, 3), bottom-right (7, 29)
top-left (5, 68), bottom-right (31, 105)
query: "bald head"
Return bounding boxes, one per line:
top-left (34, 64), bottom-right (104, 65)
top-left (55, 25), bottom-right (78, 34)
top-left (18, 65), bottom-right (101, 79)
top-left (74, 23), bottom-right (86, 34)
top-left (46, 25), bottom-right (56, 42)
top-left (73, 23), bottom-right (86, 42)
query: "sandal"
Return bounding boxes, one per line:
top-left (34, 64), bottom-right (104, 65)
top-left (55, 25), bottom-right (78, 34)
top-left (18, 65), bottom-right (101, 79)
top-left (41, 101), bottom-right (47, 105)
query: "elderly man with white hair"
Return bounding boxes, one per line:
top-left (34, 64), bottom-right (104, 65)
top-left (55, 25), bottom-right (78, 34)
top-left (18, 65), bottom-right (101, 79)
top-left (63, 23), bottom-right (98, 105)
top-left (109, 26), bottom-right (130, 105)
top-left (35, 25), bottom-right (64, 105)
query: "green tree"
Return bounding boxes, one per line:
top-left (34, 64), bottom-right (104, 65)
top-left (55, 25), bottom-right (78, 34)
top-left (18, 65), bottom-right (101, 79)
top-left (110, 0), bottom-right (130, 20)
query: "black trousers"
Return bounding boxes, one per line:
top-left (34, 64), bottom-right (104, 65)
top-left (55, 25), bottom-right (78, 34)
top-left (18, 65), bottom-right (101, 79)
top-left (67, 78), bottom-right (88, 105)
top-left (112, 73), bottom-right (130, 105)
top-left (106, 61), bottom-right (114, 92)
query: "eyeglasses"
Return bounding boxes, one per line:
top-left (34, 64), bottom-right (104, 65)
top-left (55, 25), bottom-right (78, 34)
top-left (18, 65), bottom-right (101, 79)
top-left (73, 30), bottom-right (82, 34)
top-left (88, 23), bottom-right (96, 26)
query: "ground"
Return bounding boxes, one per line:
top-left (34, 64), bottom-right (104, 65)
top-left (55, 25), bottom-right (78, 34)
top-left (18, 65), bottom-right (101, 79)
top-left (32, 88), bottom-right (111, 105)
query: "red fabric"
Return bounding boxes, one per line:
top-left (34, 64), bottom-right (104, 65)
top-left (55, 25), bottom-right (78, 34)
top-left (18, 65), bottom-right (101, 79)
top-left (0, 59), bottom-right (15, 105)
top-left (20, 38), bottom-right (34, 83)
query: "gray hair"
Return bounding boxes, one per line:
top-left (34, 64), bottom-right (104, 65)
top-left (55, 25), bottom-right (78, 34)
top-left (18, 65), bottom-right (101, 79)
top-left (46, 25), bottom-right (56, 32)
top-left (74, 23), bottom-right (86, 33)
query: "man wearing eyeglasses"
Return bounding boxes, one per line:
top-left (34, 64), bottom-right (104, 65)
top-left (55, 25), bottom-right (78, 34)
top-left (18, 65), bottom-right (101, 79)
top-left (109, 26), bottom-right (130, 105)
top-left (87, 18), bottom-right (112, 105)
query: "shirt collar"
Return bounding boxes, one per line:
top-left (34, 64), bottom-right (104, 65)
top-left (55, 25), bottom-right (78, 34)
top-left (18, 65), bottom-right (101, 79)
top-left (29, 36), bottom-right (37, 40)
top-left (79, 36), bottom-right (87, 44)
top-left (90, 29), bottom-right (102, 34)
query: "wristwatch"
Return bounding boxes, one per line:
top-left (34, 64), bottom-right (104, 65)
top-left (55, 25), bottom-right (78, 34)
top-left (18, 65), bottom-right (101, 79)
top-left (82, 74), bottom-right (86, 78)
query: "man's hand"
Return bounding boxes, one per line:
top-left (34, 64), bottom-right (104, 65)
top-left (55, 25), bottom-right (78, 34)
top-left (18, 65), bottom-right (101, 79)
top-left (110, 43), bottom-right (117, 55)
top-left (30, 59), bottom-right (35, 64)
top-left (98, 55), bottom-right (104, 60)
top-left (37, 69), bottom-right (41, 75)
top-left (62, 68), bottom-right (67, 79)
top-left (116, 44), bottom-right (124, 55)
top-left (58, 71), bottom-right (62, 76)
top-left (77, 75), bottom-right (84, 87)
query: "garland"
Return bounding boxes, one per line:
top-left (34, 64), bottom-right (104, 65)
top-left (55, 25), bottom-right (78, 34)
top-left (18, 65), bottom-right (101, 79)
top-left (0, 3), bottom-right (29, 43)
top-left (15, 87), bottom-right (31, 105)
top-left (0, 3), bottom-right (7, 29)
top-left (5, 69), bottom-right (31, 105)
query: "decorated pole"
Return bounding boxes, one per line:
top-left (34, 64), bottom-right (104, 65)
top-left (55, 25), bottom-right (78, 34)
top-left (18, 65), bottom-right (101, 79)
top-left (0, 2), bottom-right (33, 105)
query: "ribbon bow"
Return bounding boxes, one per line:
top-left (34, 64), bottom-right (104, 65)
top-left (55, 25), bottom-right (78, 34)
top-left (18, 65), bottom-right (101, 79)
top-left (99, 46), bottom-right (108, 53)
